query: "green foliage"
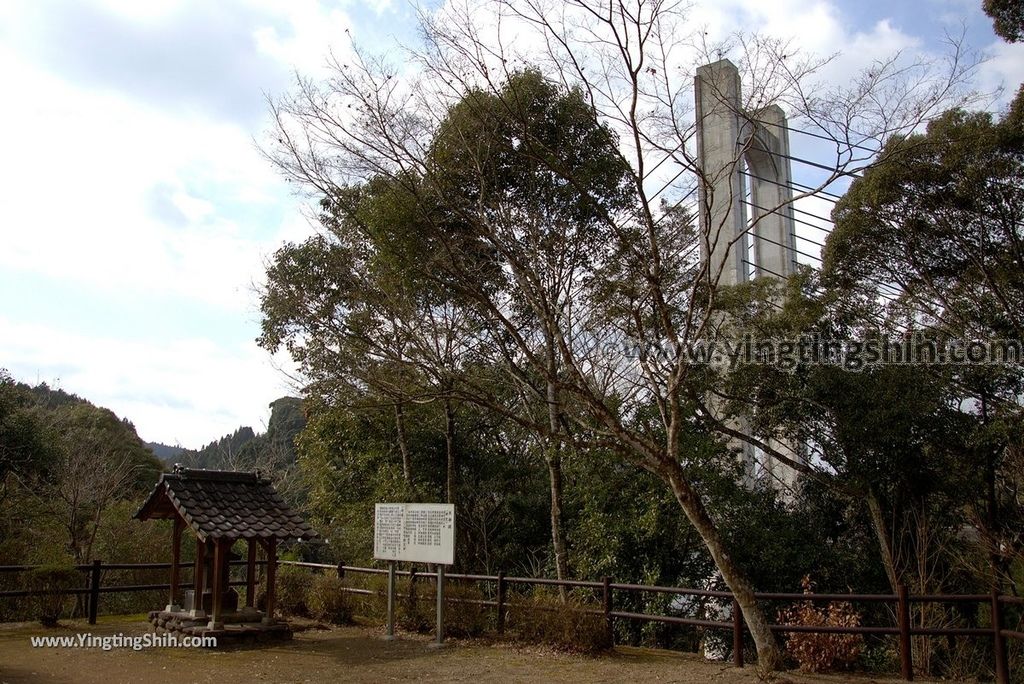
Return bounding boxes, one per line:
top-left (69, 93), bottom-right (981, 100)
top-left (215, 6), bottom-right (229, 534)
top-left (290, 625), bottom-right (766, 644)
top-left (397, 580), bottom-right (490, 638)
top-left (568, 447), bottom-right (713, 587)
top-left (984, 0), bottom-right (1024, 42)
top-left (1, 373), bottom-right (166, 573)
top-left (175, 397), bottom-right (305, 472)
top-left (22, 565), bottom-right (81, 626)
top-left (819, 88), bottom-right (1024, 598)
top-left (296, 392), bottom-right (552, 574)
top-left (270, 565), bottom-right (314, 618)
top-left (172, 397), bottom-right (307, 508)
top-left (307, 573), bottom-right (354, 625)
top-left (826, 89), bottom-right (1024, 342)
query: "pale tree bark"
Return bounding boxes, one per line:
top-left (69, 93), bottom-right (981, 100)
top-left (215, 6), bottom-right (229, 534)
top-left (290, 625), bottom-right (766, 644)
top-left (394, 403), bottom-right (412, 486)
top-left (444, 395), bottom-right (456, 504)
top-left (541, 321), bottom-right (572, 596)
top-left (866, 488), bottom-right (901, 594)
top-left (662, 459), bottom-right (781, 673)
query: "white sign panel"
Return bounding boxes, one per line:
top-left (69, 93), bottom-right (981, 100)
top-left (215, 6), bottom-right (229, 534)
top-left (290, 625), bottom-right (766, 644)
top-left (374, 503), bottom-right (455, 565)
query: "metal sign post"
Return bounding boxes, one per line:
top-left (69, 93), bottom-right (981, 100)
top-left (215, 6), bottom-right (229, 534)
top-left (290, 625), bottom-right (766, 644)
top-left (428, 564), bottom-right (446, 648)
top-left (384, 560), bottom-right (396, 640)
top-left (374, 502), bottom-right (455, 647)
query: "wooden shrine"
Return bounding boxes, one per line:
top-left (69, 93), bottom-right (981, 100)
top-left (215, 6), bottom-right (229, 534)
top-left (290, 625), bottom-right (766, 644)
top-left (135, 466), bottom-right (317, 641)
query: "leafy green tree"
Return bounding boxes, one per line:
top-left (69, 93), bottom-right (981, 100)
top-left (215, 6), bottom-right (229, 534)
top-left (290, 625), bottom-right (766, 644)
top-left (826, 89), bottom-right (1024, 342)
top-left (0, 370), bottom-right (57, 500)
top-left (824, 89), bottom-right (1024, 591)
top-left (984, 0), bottom-right (1024, 42)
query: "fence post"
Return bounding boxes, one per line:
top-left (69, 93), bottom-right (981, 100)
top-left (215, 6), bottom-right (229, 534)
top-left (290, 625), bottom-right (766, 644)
top-left (731, 598), bottom-right (744, 668)
top-left (87, 560), bottom-right (102, 625)
top-left (992, 590), bottom-right (1009, 684)
top-left (602, 576), bottom-right (613, 646)
top-left (897, 583), bottom-right (913, 681)
top-left (336, 561), bottom-right (345, 580)
top-left (496, 570), bottom-right (506, 635)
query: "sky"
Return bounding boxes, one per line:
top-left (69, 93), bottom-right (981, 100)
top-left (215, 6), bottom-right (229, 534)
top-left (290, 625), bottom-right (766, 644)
top-left (1, 0), bottom-right (1021, 449)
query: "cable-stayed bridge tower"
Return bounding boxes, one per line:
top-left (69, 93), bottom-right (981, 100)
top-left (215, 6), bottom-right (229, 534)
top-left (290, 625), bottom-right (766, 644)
top-left (695, 58), bottom-right (803, 491)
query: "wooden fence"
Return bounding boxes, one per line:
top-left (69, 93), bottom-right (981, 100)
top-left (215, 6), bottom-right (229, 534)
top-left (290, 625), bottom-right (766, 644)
top-left (1, 559), bottom-right (1020, 683)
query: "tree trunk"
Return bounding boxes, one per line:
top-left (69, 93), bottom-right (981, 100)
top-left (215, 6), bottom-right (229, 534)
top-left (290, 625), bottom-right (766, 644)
top-left (444, 397), bottom-right (455, 504)
top-left (662, 460), bottom-right (781, 672)
top-left (394, 403), bottom-right (412, 486)
top-left (546, 447), bottom-right (569, 601)
top-left (545, 352), bottom-right (570, 600)
top-left (866, 489), bottom-right (901, 594)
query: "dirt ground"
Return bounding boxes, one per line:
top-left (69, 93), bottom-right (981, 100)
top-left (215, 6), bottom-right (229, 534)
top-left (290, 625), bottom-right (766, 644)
top-left (0, 616), bottom-right (922, 684)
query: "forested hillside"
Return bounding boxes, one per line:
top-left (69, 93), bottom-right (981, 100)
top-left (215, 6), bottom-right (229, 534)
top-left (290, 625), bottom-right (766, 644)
top-left (0, 370), bottom-right (164, 568)
top-left (0, 375), bottom-right (311, 574)
top-left (145, 441), bottom-right (184, 462)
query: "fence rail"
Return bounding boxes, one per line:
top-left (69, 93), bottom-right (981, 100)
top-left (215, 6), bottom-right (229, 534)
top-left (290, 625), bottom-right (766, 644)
top-left (280, 560), bottom-right (1020, 683)
top-left (0, 559), bottom-right (264, 624)
top-left (1, 559), bottom-right (1020, 683)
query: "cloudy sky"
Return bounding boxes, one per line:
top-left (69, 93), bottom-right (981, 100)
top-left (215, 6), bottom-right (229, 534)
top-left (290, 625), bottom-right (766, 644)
top-left (1, 0), bottom-right (1021, 449)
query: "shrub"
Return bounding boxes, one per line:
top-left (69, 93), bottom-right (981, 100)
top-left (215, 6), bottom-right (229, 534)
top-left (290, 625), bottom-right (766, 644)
top-left (777, 575), bottom-right (864, 673)
top-left (506, 589), bottom-right (611, 655)
top-left (440, 582), bottom-right (489, 638)
top-left (307, 574), bottom-right (354, 625)
top-left (397, 575), bottom-right (431, 633)
top-left (267, 565), bottom-right (314, 618)
top-left (22, 566), bottom-right (81, 626)
top-left (394, 575), bottom-right (489, 637)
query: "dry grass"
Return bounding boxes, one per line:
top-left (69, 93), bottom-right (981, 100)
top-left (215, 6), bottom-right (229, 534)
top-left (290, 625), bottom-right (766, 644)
top-left (0, 615), bottom-right (929, 684)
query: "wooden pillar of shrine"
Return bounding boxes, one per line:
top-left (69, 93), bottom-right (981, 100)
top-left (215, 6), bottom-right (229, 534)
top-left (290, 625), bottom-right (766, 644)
top-left (167, 517), bottom-right (183, 611)
top-left (262, 538), bottom-right (277, 625)
top-left (209, 539), bottom-right (226, 629)
top-left (191, 536), bottom-right (206, 618)
top-left (245, 539), bottom-right (257, 609)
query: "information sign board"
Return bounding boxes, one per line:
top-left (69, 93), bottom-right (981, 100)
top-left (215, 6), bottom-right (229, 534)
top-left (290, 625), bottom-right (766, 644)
top-left (374, 503), bottom-right (455, 565)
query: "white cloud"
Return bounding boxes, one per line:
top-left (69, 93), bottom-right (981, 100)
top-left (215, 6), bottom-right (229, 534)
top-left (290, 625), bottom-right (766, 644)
top-left (0, 0), bottom-right (358, 446)
top-left (251, 0), bottom-right (356, 75)
top-left (0, 316), bottom-right (299, 446)
top-left (978, 39), bottom-right (1024, 108)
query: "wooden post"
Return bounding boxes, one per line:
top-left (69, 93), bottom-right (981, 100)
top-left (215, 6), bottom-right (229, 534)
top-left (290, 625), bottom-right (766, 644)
top-left (263, 538), bottom-right (277, 624)
top-left (192, 537), bottom-right (206, 617)
top-left (992, 590), bottom-right (1009, 684)
top-left (496, 570), bottom-right (506, 635)
top-left (731, 598), bottom-right (744, 668)
top-left (602, 576), bottom-right (613, 646)
top-left (245, 539), bottom-right (257, 609)
top-left (168, 518), bottom-right (183, 611)
top-left (209, 539), bottom-right (225, 628)
top-left (897, 583), bottom-right (914, 681)
top-left (87, 559), bottom-right (101, 625)
top-left (336, 561), bottom-right (345, 579)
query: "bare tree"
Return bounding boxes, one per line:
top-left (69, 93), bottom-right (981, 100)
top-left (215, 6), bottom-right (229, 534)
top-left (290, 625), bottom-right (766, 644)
top-left (45, 433), bottom-right (139, 566)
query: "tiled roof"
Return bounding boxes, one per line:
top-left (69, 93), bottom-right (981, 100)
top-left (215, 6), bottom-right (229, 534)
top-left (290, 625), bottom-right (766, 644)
top-left (134, 467), bottom-right (317, 542)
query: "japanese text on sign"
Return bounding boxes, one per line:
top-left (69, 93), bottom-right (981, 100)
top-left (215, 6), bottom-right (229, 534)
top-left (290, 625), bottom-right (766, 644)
top-left (374, 503), bottom-right (455, 565)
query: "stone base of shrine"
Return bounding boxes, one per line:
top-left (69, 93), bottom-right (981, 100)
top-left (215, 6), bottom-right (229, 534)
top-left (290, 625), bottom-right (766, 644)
top-left (148, 610), bottom-right (293, 645)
